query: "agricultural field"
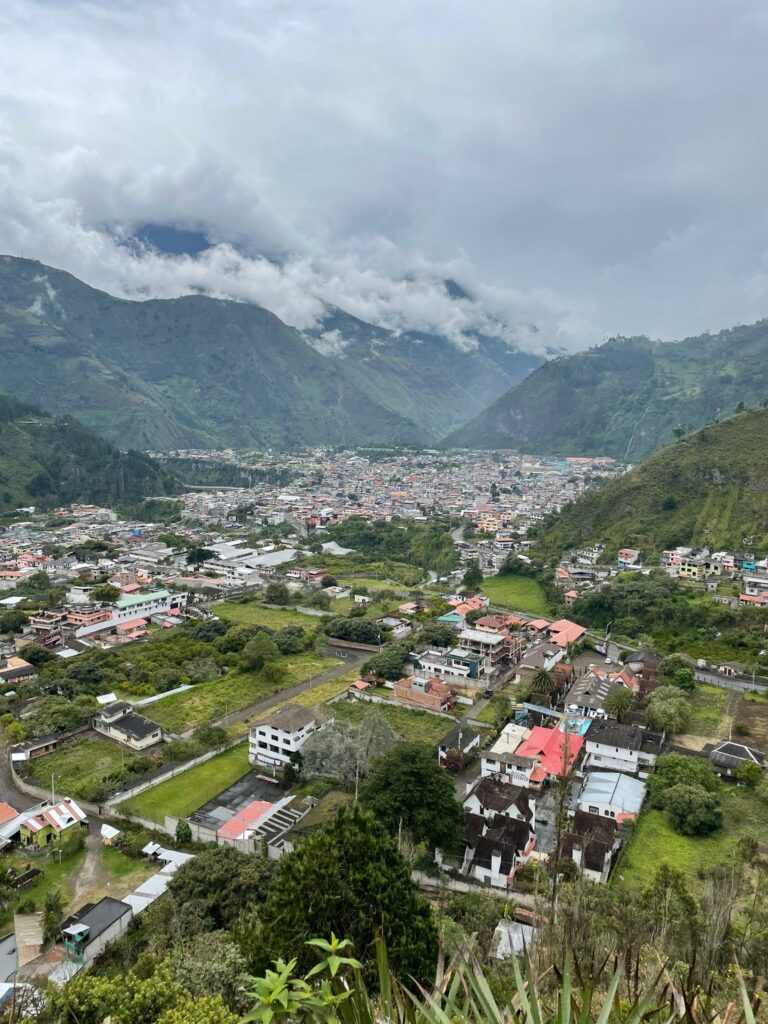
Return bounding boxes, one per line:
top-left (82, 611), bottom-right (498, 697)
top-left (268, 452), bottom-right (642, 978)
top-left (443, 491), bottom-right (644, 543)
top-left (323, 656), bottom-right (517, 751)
top-left (214, 602), bottom-right (320, 628)
top-left (119, 743), bottom-right (251, 823)
top-left (148, 652), bottom-right (334, 733)
top-left (21, 738), bottom-right (141, 801)
top-left (615, 786), bottom-right (768, 893)
top-left (733, 690), bottom-right (768, 748)
top-left (481, 575), bottom-right (549, 616)
top-left (332, 700), bottom-right (451, 745)
top-left (686, 684), bottom-right (728, 738)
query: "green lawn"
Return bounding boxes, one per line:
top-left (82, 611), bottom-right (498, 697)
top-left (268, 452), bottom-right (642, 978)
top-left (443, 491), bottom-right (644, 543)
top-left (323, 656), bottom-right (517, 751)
top-left (332, 700), bottom-right (451, 744)
top-left (214, 602), bottom-right (320, 627)
top-left (687, 684), bottom-right (727, 737)
top-left (616, 787), bottom-right (768, 892)
top-left (337, 577), bottom-right (403, 591)
top-left (22, 738), bottom-right (140, 800)
top-left (482, 575), bottom-right (550, 616)
top-left (473, 693), bottom-right (511, 725)
top-left (119, 743), bottom-right (251, 823)
top-left (148, 652), bottom-right (334, 732)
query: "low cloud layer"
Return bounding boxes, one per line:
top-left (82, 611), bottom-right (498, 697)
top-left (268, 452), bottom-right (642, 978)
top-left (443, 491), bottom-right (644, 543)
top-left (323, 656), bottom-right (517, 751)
top-left (1, 0), bottom-right (768, 351)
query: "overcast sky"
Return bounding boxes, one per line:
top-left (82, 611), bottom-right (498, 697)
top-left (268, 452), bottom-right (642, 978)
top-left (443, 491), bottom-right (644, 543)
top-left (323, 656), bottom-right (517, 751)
top-left (1, 0), bottom-right (768, 353)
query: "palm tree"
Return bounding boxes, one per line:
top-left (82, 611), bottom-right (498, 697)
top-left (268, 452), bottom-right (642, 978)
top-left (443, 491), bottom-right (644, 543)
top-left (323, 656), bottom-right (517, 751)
top-left (603, 685), bottom-right (635, 722)
top-left (531, 667), bottom-right (556, 695)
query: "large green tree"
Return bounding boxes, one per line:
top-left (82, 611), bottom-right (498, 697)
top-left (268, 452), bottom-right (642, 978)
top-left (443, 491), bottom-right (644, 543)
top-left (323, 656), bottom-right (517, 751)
top-left (360, 741), bottom-right (464, 853)
top-left (166, 847), bottom-right (274, 933)
top-left (665, 784), bottom-right (722, 836)
top-left (647, 753), bottom-right (720, 808)
top-left (259, 805), bottom-right (438, 987)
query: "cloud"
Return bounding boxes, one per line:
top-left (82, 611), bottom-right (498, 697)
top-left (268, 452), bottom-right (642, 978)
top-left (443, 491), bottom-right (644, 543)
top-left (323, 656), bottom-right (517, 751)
top-left (1, 0), bottom-right (768, 348)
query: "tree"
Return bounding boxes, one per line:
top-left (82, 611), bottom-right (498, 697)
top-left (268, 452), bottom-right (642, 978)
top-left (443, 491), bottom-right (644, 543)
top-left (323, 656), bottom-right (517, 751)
top-left (175, 820), bottom-right (192, 846)
top-left (240, 633), bottom-right (280, 673)
top-left (91, 582), bottom-right (121, 603)
top-left (302, 711), bottom-right (397, 790)
top-left (647, 753), bottom-right (720, 808)
top-left (737, 761), bottom-right (762, 788)
top-left (461, 560), bottom-right (483, 594)
top-left (170, 931), bottom-right (248, 1012)
top-left (361, 643), bottom-right (409, 680)
top-left (602, 686), bottom-right (634, 722)
top-left (259, 806), bottom-right (438, 987)
top-left (530, 667), bottom-right (556, 694)
top-left (0, 608), bottom-right (29, 634)
top-left (167, 847), bottom-right (274, 933)
top-left (672, 667), bottom-right (695, 692)
top-left (322, 575), bottom-right (338, 588)
top-left (186, 547), bottom-right (217, 567)
top-left (264, 581), bottom-right (290, 605)
top-left (420, 621), bottom-right (460, 648)
top-left (43, 889), bottom-right (64, 943)
top-left (360, 741), bottom-right (464, 853)
top-left (665, 784), bottom-right (722, 836)
top-left (645, 685), bottom-right (691, 734)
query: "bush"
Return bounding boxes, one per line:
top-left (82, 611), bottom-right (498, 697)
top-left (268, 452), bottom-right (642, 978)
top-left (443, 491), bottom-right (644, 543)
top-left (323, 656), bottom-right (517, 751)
top-left (665, 784), bottom-right (722, 836)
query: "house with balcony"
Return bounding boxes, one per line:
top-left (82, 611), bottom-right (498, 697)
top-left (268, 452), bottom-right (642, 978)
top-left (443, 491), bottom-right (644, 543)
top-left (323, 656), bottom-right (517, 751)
top-left (93, 702), bottom-right (162, 751)
top-left (584, 721), bottom-right (663, 775)
top-left (249, 704), bottom-right (333, 769)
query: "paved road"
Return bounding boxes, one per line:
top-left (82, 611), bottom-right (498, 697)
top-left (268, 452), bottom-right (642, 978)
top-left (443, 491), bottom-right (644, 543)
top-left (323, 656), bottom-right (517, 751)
top-left (0, 744), bottom-right (36, 811)
top-left (205, 651), bottom-right (367, 732)
top-left (694, 668), bottom-right (768, 693)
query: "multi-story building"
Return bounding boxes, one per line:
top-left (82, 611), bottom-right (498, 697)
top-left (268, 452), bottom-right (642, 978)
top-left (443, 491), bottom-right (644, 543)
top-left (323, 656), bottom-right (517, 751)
top-left (249, 704), bottom-right (332, 769)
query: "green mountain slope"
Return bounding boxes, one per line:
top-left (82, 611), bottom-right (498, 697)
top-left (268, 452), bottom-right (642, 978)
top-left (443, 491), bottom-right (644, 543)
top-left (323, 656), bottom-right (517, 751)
top-left (309, 307), bottom-right (542, 437)
top-left (0, 256), bottom-right (541, 449)
top-left (445, 324), bottom-right (768, 459)
top-left (0, 396), bottom-right (182, 513)
top-left (529, 408), bottom-right (768, 560)
top-left (0, 257), bottom-right (428, 449)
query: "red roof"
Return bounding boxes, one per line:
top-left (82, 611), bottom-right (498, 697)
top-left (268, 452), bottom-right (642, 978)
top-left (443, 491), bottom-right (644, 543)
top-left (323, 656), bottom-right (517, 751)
top-left (216, 800), bottom-right (273, 841)
top-left (516, 726), bottom-right (584, 777)
top-left (548, 619), bottom-right (587, 648)
top-left (0, 801), bottom-right (18, 825)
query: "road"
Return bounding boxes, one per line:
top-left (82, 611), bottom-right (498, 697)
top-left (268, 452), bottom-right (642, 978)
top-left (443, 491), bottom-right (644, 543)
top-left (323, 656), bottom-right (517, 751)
top-left (0, 744), bottom-right (36, 811)
top-left (694, 668), bottom-right (768, 693)
top-left (205, 651), bottom-right (367, 732)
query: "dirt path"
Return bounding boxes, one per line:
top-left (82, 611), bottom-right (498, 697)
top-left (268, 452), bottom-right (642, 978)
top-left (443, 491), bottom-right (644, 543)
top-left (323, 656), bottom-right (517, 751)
top-left (69, 831), bottom-right (106, 907)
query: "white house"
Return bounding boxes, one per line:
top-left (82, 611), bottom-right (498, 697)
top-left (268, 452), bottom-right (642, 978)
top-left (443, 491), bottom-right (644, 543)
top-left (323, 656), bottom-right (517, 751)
top-left (93, 702), bottom-right (162, 751)
top-left (463, 776), bottom-right (535, 830)
top-left (249, 704), bottom-right (333, 769)
top-left (584, 721), bottom-right (663, 775)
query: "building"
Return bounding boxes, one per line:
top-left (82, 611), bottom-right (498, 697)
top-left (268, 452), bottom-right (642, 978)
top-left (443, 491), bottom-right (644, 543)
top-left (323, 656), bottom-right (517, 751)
top-left (93, 702), bottom-right (162, 750)
top-left (437, 723), bottom-right (480, 765)
top-left (463, 776), bottom-right (535, 828)
top-left (461, 812), bottom-right (535, 889)
top-left (62, 897), bottom-right (133, 969)
top-left (562, 810), bottom-right (620, 883)
top-left (708, 741), bottom-right (766, 779)
top-left (457, 627), bottom-right (507, 674)
top-left (414, 647), bottom-right (485, 684)
top-left (392, 674), bottom-right (456, 712)
top-left (515, 725), bottom-right (585, 785)
top-left (0, 656), bottom-right (36, 685)
top-left (249, 703), bottom-right (332, 768)
top-left (584, 720), bottom-right (663, 775)
top-left (373, 616), bottom-right (412, 642)
top-left (19, 798), bottom-right (88, 848)
top-left (563, 670), bottom-right (623, 719)
top-left (577, 771), bottom-right (645, 822)
top-left (73, 590), bottom-right (187, 638)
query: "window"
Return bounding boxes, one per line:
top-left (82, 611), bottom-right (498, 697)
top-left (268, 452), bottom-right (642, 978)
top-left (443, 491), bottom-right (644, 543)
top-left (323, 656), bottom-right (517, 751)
top-left (588, 805), bottom-right (599, 814)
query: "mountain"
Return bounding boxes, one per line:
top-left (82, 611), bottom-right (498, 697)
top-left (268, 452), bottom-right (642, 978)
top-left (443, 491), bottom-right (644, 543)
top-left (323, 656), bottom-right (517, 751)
top-left (445, 323), bottom-right (768, 459)
top-left (306, 305), bottom-right (542, 437)
top-left (529, 407), bottom-right (768, 561)
top-left (0, 256), bottom-right (541, 449)
top-left (0, 396), bottom-right (182, 513)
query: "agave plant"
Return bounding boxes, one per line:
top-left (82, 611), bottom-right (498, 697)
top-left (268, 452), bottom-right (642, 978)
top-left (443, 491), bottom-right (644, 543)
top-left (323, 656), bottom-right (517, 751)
top-left (241, 937), bottom-right (761, 1024)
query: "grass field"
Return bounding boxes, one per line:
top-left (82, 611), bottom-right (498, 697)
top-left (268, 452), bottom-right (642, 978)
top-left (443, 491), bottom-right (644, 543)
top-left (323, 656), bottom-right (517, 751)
top-left (337, 577), bottom-right (403, 591)
top-left (215, 602), bottom-right (320, 627)
top-left (148, 652), bottom-right (334, 732)
top-left (332, 700), bottom-right (451, 744)
top-left (472, 693), bottom-right (510, 725)
top-left (24, 738), bottom-right (139, 800)
top-left (119, 743), bottom-right (251, 823)
top-left (482, 575), bottom-right (549, 616)
top-left (616, 786), bottom-right (768, 892)
top-left (687, 684), bottom-right (728, 737)
top-left (734, 691), bottom-right (768, 748)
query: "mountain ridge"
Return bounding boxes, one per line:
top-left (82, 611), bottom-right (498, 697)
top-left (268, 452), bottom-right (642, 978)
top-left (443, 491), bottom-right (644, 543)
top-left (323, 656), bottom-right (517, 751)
top-left (528, 407), bottom-right (768, 561)
top-left (0, 255), bottom-right (540, 449)
top-left (444, 323), bottom-right (768, 459)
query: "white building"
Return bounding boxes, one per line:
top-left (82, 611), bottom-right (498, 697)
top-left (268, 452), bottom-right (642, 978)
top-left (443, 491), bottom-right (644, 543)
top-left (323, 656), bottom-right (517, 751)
top-left (249, 704), bottom-right (332, 769)
top-left (73, 590), bottom-right (187, 638)
top-left (584, 721), bottom-right (663, 775)
top-left (577, 771), bottom-right (646, 822)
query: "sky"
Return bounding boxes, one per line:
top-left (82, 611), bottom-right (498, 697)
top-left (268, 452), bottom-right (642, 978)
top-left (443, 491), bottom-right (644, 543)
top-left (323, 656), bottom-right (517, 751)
top-left (1, 0), bottom-right (768, 354)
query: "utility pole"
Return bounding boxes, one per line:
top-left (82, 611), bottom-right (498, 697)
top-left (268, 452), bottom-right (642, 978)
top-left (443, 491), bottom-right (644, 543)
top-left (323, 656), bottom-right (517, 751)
top-left (51, 773), bottom-right (57, 805)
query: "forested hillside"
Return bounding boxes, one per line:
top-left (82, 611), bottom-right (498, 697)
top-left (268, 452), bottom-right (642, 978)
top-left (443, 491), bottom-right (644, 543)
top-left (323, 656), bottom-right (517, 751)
top-left (529, 407), bottom-right (768, 560)
top-left (446, 323), bottom-right (768, 459)
top-left (0, 395), bottom-right (181, 512)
